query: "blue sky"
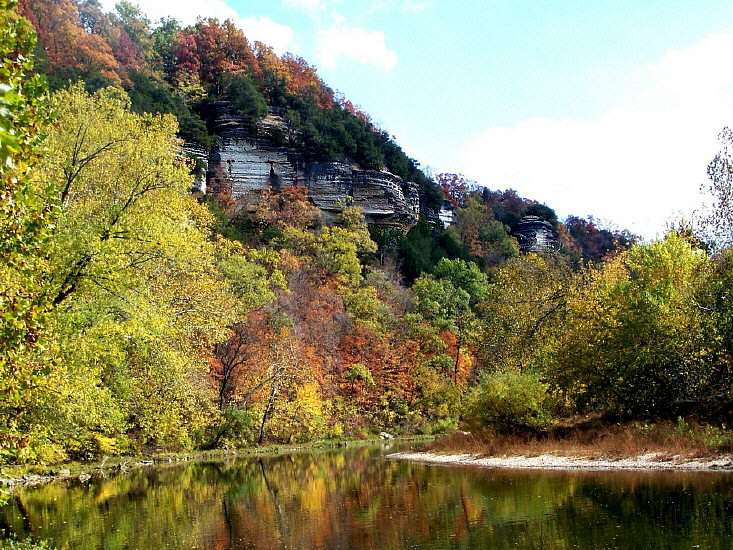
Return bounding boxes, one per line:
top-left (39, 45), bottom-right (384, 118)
top-left (102, 0), bottom-right (733, 237)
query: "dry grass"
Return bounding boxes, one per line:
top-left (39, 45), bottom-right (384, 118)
top-left (430, 420), bottom-right (733, 460)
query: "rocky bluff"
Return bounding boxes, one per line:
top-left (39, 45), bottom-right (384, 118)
top-left (512, 216), bottom-right (558, 253)
top-left (193, 101), bottom-right (421, 229)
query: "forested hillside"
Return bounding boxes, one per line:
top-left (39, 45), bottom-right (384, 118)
top-left (1, 0), bottom-right (732, 467)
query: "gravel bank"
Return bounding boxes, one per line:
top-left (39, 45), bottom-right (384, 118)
top-left (387, 452), bottom-right (733, 472)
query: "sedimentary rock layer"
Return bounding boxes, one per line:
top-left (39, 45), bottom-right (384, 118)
top-left (202, 102), bottom-right (420, 228)
top-left (512, 215), bottom-right (558, 253)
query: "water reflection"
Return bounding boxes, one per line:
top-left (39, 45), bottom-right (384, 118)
top-left (1, 444), bottom-right (732, 549)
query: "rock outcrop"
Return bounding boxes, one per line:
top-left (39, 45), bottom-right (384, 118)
top-left (512, 216), bottom-right (558, 253)
top-left (182, 142), bottom-right (208, 195)
top-left (438, 200), bottom-right (457, 227)
top-left (202, 102), bottom-right (420, 228)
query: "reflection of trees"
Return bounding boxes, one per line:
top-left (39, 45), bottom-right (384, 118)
top-left (556, 474), bottom-right (733, 549)
top-left (257, 458), bottom-right (290, 549)
top-left (1, 450), bottom-right (733, 550)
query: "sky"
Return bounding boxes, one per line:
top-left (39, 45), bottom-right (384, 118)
top-left (100, 0), bottom-right (733, 238)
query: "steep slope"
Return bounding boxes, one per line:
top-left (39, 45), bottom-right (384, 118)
top-left (202, 101), bottom-right (420, 228)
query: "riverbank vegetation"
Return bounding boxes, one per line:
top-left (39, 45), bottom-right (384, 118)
top-left (431, 420), bottom-right (733, 460)
top-left (0, 535), bottom-right (57, 550)
top-left (0, 539), bottom-right (53, 550)
top-left (2, 0), bottom-right (733, 470)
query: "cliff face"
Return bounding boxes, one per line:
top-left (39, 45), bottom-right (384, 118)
top-left (512, 216), bottom-right (558, 253)
top-left (201, 102), bottom-right (420, 228)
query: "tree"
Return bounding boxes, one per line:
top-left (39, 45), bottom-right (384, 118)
top-left (172, 30), bottom-right (200, 79)
top-left (222, 72), bottom-right (267, 120)
top-left (279, 205), bottom-right (376, 289)
top-left (255, 42), bottom-right (290, 106)
top-left (550, 232), bottom-right (716, 418)
top-left (344, 363), bottom-right (375, 394)
top-left (399, 218), bottom-right (471, 281)
top-left (436, 173), bottom-right (471, 207)
top-left (432, 258), bottom-right (489, 306)
top-left (564, 215), bottom-right (633, 263)
top-left (251, 187), bottom-right (315, 234)
top-left (454, 196), bottom-right (518, 267)
top-left (282, 54), bottom-right (333, 108)
top-left (522, 203), bottom-right (558, 226)
top-left (697, 249), bottom-right (733, 414)
top-left (191, 18), bottom-right (256, 88)
top-left (228, 322), bottom-right (308, 445)
top-left (22, 84), bottom-right (244, 458)
top-left (477, 253), bottom-right (572, 374)
top-left (211, 245), bottom-right (286, 411)
top-left (368, 226), bottom-right (402, 266)
top-left (703, 127), bottom-right (733, 247)
top-left (0, 0), bottom-right (51, 463)
top-left (77, 0), bottom-right (107, 34)
top-left (20, 0), bottom-right (121, 83)
top-left (482, 188), bottom-right (532, 228)
top-left (151, 16), bottom-right (181, 78)
top-left (111, 1), bottom-right (152, 64)
top-left (412, 259), bottom-right (487, 384)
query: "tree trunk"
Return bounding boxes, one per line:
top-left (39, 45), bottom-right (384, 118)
top-left (258, 379), bottom-right (279, 445)
top-left (454, 335), bottom-right (462, 384)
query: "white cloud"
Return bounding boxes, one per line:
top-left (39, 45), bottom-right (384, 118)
top-left (283, 0), bottom-right (326, 13)
top-left (404, 1), bottom-right (431, 13)
top-left (100, 0), bottom-right (295, 54)
top-left (238, 17), bottom-right (295, 54)
top-left (459, 32), bottom-right (733, 239)
top-left (318, 27), bottom-right (397, 70)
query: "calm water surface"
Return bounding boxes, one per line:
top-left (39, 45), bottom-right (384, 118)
top-left (1, 443), bottom-right (732, 549)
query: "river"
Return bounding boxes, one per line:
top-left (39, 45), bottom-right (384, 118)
top-left (1, 442), bottom-right (732, 549)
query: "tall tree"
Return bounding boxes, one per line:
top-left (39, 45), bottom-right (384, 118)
top-left (0, 0), bottom-right (51, 463)
top-left (20, 0), bottom-right (121, 83)
top-left (20, 84), bottom-right (244, 458)
top-left (477, 253), bottom-right (572, 374)
top-left (437, 173), bottom-right (470, 207)
top-left (703, 127), bottom-right (733, 247)
top-left (551, 232), bottom-right (716, 418)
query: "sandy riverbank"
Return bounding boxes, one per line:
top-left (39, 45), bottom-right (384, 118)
top-left (387, 451), bottom-right (733, 472)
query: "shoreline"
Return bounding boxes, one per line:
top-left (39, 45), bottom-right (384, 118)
top-left (1, 436), bottom-right (428, 490)
top-left (387, 451), bottom-right (733, 472)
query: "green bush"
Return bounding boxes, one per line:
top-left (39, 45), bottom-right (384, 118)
top-left (220, 408), bottom-right (257, 447)
top-left (462, 372), bottom-right (556, 433)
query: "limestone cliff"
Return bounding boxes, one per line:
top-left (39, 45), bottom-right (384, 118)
top-left (512, 216), bottom-right (558, 253)
top-left (199, 102), bottom-right (420, 228)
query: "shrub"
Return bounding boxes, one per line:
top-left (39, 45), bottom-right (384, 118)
top-left (462, 372), bottom-right (556, 433)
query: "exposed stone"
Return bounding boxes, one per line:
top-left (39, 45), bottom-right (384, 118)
top-left (182, 142), bottom-right (209, 195)
top-left (438, 200), bottom-right (457, 227)
top-left (203, 103), bottom-right (420, 229)
top-left (512, 215), bottom-right (558, 253)
top-left (2, 474), bottom-right (52, 488)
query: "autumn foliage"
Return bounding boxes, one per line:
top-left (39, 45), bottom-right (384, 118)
top-left (5, 0), bottom-right (733, 467)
